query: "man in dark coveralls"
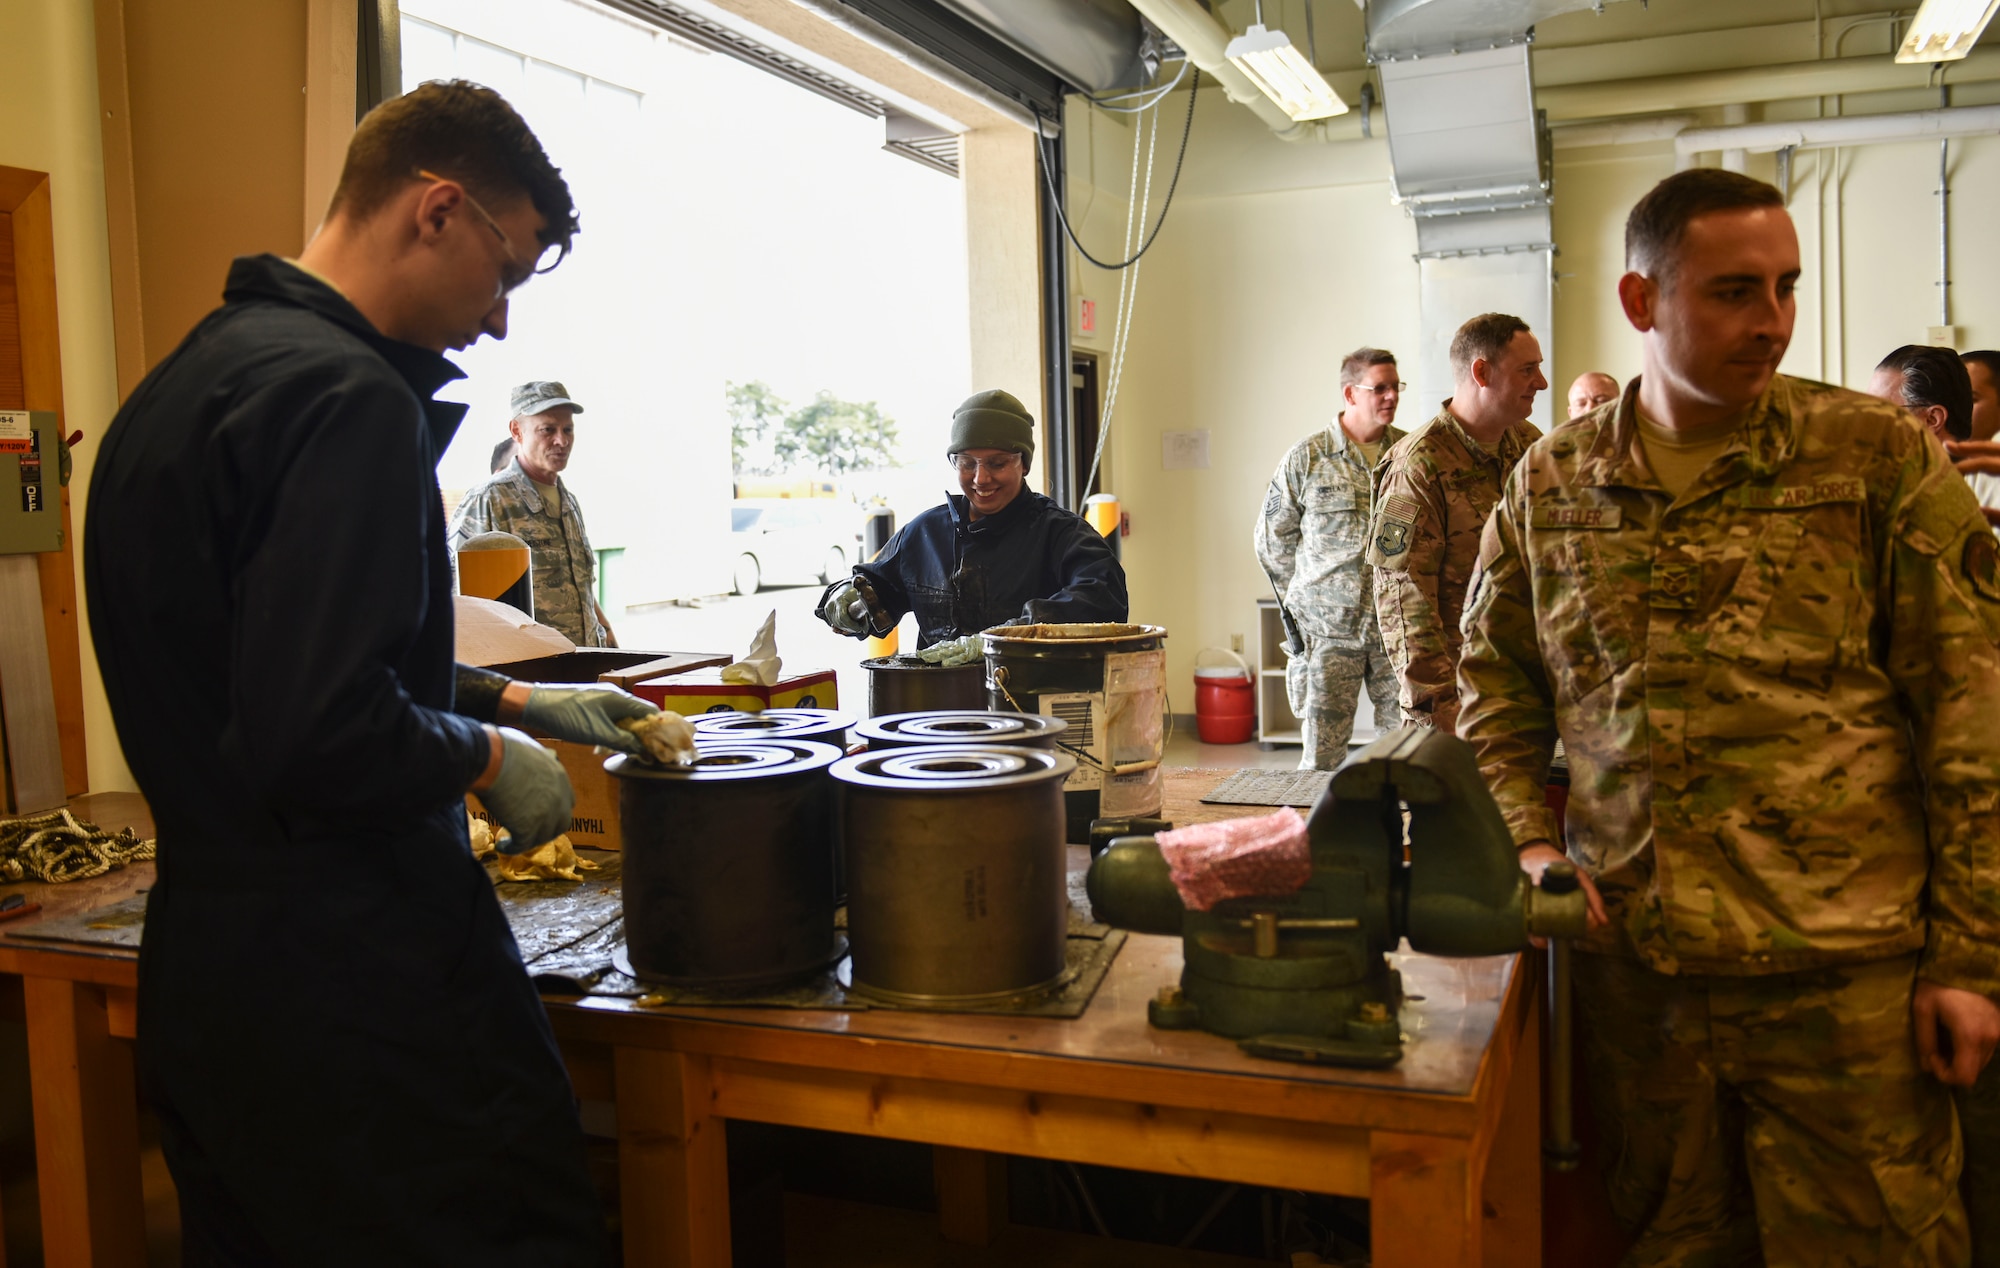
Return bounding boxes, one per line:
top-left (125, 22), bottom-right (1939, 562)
top-left (84, 82), bottom-right (661, 1262)
top-left (814, 389), bottom-right (1128, 663)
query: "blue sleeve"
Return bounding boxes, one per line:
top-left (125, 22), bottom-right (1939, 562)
top-left (219, 368), bottom-right (490, 825)
top-left (1021, 515), bottom-right (1128, 625)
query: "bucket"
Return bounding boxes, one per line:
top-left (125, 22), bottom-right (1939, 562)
top-left (691, 708), bottom-right (854, 751)
top-left (983, 623), bottom-right (1168, 843)
top-left (1193, 648), bottom-right (1254, 744)
top-left (861, 654), bottom-right (987, 716)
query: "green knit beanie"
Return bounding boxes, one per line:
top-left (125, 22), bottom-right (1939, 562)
top-left (948, 389), bottom-right (1036, 464)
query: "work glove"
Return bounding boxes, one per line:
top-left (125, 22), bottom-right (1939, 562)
top-left (520, 683), bottom-right (656, 756)
top-left (478, 727), bottom-right (574, 853)
top-left (818, 579), bottom-right (872, 637)
top-left (917, 633), bottom-right (985, 668)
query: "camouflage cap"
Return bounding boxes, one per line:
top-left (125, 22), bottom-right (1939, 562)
top-left (510, 380), bottom-right (585, 417)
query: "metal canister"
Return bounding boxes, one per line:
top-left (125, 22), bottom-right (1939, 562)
top-left (691, 708), bottom-right (854, 752)
top-left (609, 740), bottom-right (842, 988)
top-left (854, 710), bottom-right (1066, 751)
top-left (862, 654), bottom-right (988, 716)
top-left (832, 745), bottom-right (1076, 1006)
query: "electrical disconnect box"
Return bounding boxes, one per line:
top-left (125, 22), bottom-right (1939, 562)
top-left (0, 411), bottom-right (64, 555)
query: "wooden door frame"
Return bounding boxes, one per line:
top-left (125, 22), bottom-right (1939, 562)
top-left (0, 166), bottom-right (91, 801)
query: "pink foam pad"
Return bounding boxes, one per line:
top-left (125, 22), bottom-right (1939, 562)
top-left (1155, 807), bottom-right (1311, 912)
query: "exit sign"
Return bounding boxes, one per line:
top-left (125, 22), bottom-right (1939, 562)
top-left (1078, 298), bottom-right (1096, 335)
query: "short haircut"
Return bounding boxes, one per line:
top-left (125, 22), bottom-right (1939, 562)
top-left (1625, 169), bottom-right (1784, 281)
top-left (1449, 313), bottom-right (1530, 380)
top-left (490, 437), bottom-right (517, 473)
top-left (1964, 349), bottom-right (2000, 382)
top-left (1878, 344), bottom-right (1973, 441)
top-left (1340, 347), bottom-right (1397, 389)
top-left (327, 79), bottom-right (579, 263)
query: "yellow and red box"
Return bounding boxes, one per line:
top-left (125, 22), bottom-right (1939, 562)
top-left (631, 667), bottom-right (838, 716)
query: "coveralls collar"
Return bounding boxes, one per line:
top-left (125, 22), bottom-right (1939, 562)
top-left (948, 487), bottom-right (1038, 534)
top-left (224, 254), bottom-right (471, 451)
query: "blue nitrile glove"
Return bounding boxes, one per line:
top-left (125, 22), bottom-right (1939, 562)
top-left (521, 683), bottom-right (655, 755)
top-left (917, 634), bottom-right (984, 668)
top-left (479, 728), bottom-right (574, 853)
top-left (818, 580), bottom-right (870, 637)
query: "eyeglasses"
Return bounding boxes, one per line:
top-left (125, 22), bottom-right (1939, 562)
top-left (950, 454), bottom-right (1021, 476)
top-left (1353, 381), bottom-right (1407, 396)
top-left (416, 169), bottom-right (567, 293)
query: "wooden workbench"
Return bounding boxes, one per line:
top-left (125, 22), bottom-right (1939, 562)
top-left (0, 773), bottom-right (1541, 1268)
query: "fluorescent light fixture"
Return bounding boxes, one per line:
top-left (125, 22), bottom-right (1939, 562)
top-left (1896, 0), bottom-right (2000, 62)
top-left (1225, 22), bottom-right (1348, 121)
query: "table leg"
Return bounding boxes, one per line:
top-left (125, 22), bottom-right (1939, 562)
top-left (934, 1146), bottom-right (1008, 1246)
top-left (23, 977), bottom-right (145, 1268)
top-left (614, 1046), bottom-right (730, 1268)
top-left (1482, 986), bottom-right (1543, 1268)
top-left (1370, 1132), bottom-right (1477, 1268)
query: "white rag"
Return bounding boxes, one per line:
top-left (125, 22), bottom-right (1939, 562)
top-left (722, 609), bottom-right (783, 686)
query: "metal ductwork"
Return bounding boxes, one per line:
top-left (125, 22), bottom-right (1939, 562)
top-left (934, 0), bottom-right (1157, 93)
top-left (1368, 0), bottom-right (1603, 427)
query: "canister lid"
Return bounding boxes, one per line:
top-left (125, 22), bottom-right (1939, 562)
top-left (831, 744), bottom-right (1075, 792)
top-left (606, 739), bottom-right (842, 781)
top-left (690, 708), bottom-right (855, 741)
top-left (855, 710), bottom-right (1066, 747)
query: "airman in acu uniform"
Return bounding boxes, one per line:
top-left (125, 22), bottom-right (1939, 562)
top-left (1458, 168), bottom-right (2000, 1265)
top-left (1255, 348), bottom-right (1406, 768)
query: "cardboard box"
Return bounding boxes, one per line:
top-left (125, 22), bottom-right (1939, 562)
top-left (631, 667), bottom-right (839, 715)
top-left (464, 646), bottom-right (731, 850)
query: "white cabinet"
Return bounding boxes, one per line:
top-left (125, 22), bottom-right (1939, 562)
top-left (1256, 598), bottom-right (1301, 748)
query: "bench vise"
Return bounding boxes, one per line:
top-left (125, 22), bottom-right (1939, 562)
top-left (1086, 726), bottom-right (1587, 1067)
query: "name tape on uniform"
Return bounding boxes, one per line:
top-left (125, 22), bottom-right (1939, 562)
top-left (1530, 503), bottom-right (1623, 530)
top-left (1735, 479), bottom-right (1865, 509)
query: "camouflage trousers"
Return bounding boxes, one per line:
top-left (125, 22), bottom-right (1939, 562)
top-left (1285, 625), bottom-right (1397, 771)
top-left (1574, 952), bottom-right (1967, 1268)
top-left (1961, 1054), bottom-right (2000, 1266)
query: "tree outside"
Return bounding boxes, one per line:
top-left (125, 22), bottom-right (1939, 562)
top-left (729, 379), bottom-right (902, 477)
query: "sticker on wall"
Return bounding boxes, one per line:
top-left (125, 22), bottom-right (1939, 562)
top-left (1161, 429), bottom-right (1210, 471)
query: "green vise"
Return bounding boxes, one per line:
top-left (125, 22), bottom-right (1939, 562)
top-left (1086, 726), bottom-right (1587, 1067)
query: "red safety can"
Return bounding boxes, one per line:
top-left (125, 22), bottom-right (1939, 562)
top-left (1194, 648), bottom-right (1255, 745)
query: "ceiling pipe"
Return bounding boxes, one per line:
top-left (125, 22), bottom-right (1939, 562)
top-left (1673, 102), bottom-right (2000, 157)
top-left (1539, 47), bottom-right (2000, 121)
top-left (1551, 114), bottom-right (1696, 147)
top-left (1120, 0), bottom-right (1358, 142)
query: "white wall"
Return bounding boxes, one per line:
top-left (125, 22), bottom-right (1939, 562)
top-left (1071, 78), bottom-right (2000, 705)
top-left (0, 0), bottom-right (133, 793)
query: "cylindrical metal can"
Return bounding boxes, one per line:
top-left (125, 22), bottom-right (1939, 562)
top-left (854, 710), bottom-right (1066, 752)
top-left (862, 654), bottom-right (988, 716)
top-left (691, 708), bottom-right (855, 752)
top-left (832, 745), bottom-right (1077, 1006)
top-left (609, 740), bottom-right (841, 988)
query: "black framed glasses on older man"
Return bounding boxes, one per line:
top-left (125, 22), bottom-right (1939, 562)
top-left (416, 168), bottom-right (567, 288)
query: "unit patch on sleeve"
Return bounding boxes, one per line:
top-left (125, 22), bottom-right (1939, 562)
top-left (1373, 492), bottom-right (1420, 560)
top-left (1964, 531), bottom-right (2000, 603)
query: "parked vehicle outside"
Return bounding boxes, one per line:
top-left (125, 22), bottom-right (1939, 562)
top-left (729, 498), bottom-right (864, 596)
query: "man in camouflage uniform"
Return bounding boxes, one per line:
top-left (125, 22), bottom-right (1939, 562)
top-left (1255, 349), bottom-right (1406, 769)
top-left (1459, 169), bottom-right (2000, 1264)
top-left (451, 380), bottom-right (613, 647)
top-left (1367, 313), bottom-right (1545, 733)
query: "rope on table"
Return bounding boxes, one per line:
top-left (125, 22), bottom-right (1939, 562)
top-left (0, 808), bottom-right (156, 883)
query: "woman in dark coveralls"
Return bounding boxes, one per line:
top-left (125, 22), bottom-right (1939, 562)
top-left (84, 83), bottom-right (662, 1263)
top-left (816, 389), bottom-right (1128, 663)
